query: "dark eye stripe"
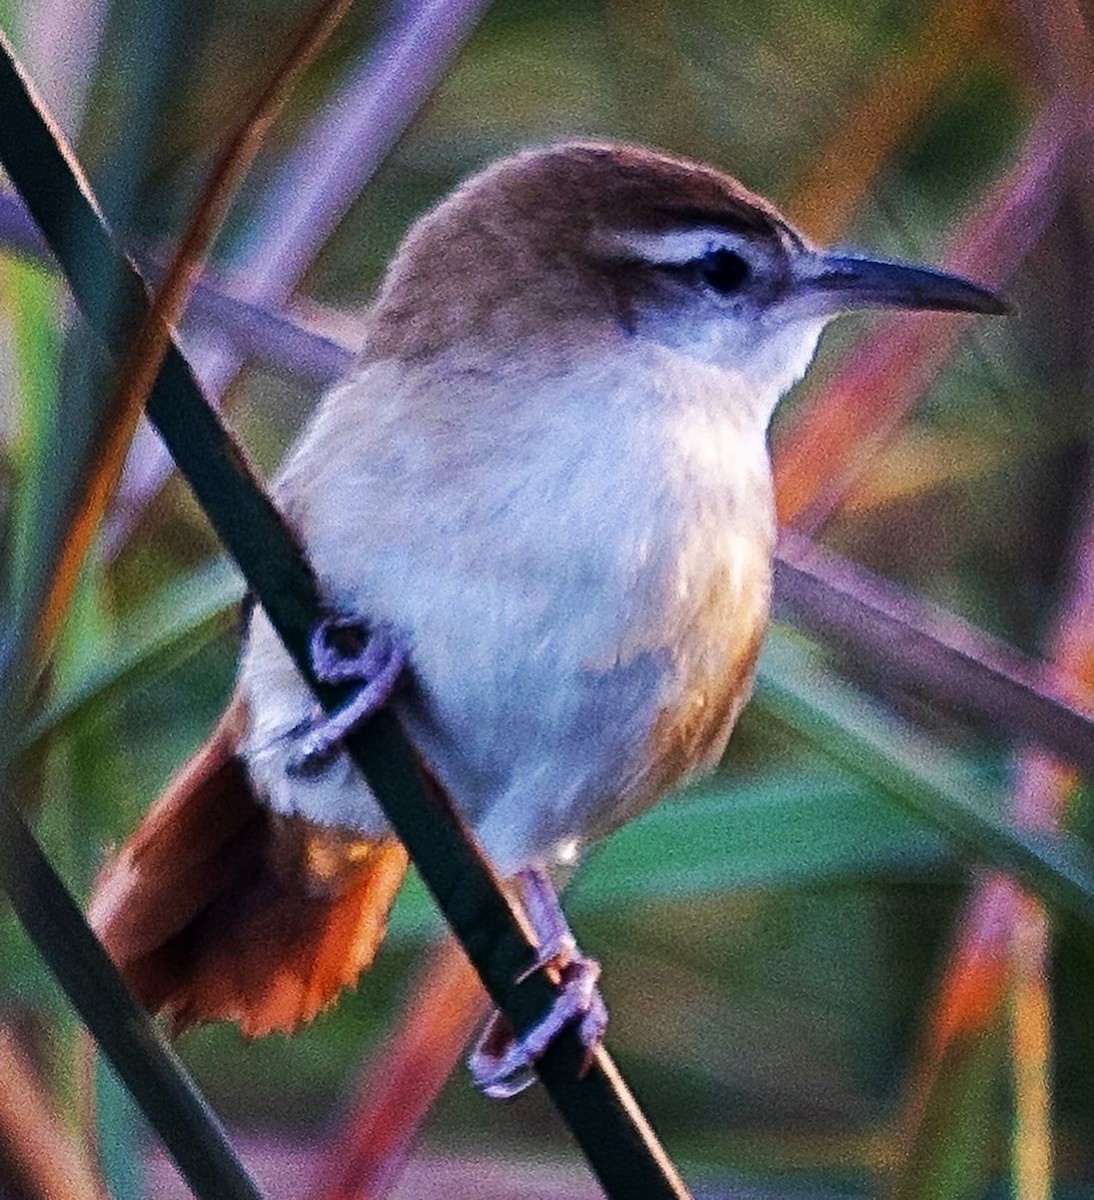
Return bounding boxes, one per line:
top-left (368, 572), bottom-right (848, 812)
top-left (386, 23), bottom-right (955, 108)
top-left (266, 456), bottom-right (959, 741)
top-left (657, 246), bottom-right (753, 295)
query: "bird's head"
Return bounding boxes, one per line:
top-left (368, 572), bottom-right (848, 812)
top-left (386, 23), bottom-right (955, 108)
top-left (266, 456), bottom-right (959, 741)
top-left (365, 142), bottom-right (1005, 414)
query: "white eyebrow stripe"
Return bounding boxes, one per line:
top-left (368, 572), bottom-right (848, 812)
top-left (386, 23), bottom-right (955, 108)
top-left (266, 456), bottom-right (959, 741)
top-left (613, 227), bottom-right (737, 264)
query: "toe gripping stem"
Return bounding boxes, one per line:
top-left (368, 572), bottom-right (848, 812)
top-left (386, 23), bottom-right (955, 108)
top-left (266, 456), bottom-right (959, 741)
top-left (292, 615), bottom-right (406, 769)
top-left (469, 868), bottom-right (608, 1099)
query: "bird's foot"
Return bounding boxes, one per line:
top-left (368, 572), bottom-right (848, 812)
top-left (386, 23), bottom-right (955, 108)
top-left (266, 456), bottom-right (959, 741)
top-left (288, 616), bottom-right (405, 774)
top-left (469, 949), bottom-right (608, 1100)
top-left (468, 868), bottom-right (607, 1099)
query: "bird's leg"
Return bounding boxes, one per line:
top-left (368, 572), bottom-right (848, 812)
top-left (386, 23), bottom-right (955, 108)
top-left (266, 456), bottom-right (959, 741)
top-left (288, 617), bottom-right (405, 772)
top-left (468, 867), bottom-right (608, 1099)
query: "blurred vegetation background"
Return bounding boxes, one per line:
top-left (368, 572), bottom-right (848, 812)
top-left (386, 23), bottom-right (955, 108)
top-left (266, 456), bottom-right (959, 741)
top-left (0, 0), bottom-right (1092, 1196)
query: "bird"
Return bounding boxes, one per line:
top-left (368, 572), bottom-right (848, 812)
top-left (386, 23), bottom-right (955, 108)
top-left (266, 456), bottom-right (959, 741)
top-left (88, 141), bottom-right (1005, 1097)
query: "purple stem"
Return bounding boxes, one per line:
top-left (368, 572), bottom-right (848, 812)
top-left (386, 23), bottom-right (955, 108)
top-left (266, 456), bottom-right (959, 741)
top-left (774, 529), bottom-right (1094, 778)
top-left (0, 188), bottom-right (354, 381)
top-left (14, 0), bottom-right (108, 137)
top-left (218, 0), bottom-right (489, 310)
top-left (0, 190), bottom-right (47, 260)
top-left (104, 0), bottom-right (490, 554)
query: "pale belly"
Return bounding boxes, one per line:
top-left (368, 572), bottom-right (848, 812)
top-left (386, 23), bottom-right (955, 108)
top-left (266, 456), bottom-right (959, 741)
top-left (239, 512), bottom-right (773, 875)
top-left (419, 540), bottom-right (773, 871)
top-left (238, 348), bottom-right (777, 875)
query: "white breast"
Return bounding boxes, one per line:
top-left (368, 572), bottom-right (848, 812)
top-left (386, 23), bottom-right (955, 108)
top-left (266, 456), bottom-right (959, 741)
top-left (239, 342), bottom-right (775, 875)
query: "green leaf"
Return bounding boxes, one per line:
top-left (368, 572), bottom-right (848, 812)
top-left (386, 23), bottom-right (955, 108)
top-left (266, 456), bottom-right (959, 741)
top-left (756, 628), bottom-right (1094, 930)
top-left (17, 557), bottom-right (242, 760)
top-left (892, 1020), bottom-right (1006, 1200)
top-left (572, 771), bottom-right (952, 909)
top-left (1, 258), bottom-right (61, 633)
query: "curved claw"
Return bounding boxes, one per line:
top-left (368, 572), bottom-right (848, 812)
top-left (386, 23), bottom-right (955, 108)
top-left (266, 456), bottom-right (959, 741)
top-left (287, 617), bottom-right (405, 774)
top-left (468, 955), bottom-right (608, 1099)
top-left (468, 868), bottom-right (605, 1098)
top-left (310, 617), bottom-right (397, 685)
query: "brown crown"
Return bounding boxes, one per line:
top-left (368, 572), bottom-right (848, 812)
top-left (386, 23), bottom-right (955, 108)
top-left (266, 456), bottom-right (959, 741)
top-left (364, 142), bottom-right (803, 366)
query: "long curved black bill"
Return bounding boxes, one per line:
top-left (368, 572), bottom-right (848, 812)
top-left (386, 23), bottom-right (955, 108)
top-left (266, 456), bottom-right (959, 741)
top-left (811, 253), bottom-right (1009, 315)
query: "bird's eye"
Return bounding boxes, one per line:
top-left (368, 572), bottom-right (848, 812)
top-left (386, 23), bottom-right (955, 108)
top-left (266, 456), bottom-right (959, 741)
top-left (699, 248), bottom-right (750, 295)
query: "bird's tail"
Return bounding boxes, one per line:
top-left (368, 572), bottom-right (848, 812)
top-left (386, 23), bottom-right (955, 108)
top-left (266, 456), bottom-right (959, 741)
top-left (88, 698), bottom-right (408, 1037)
